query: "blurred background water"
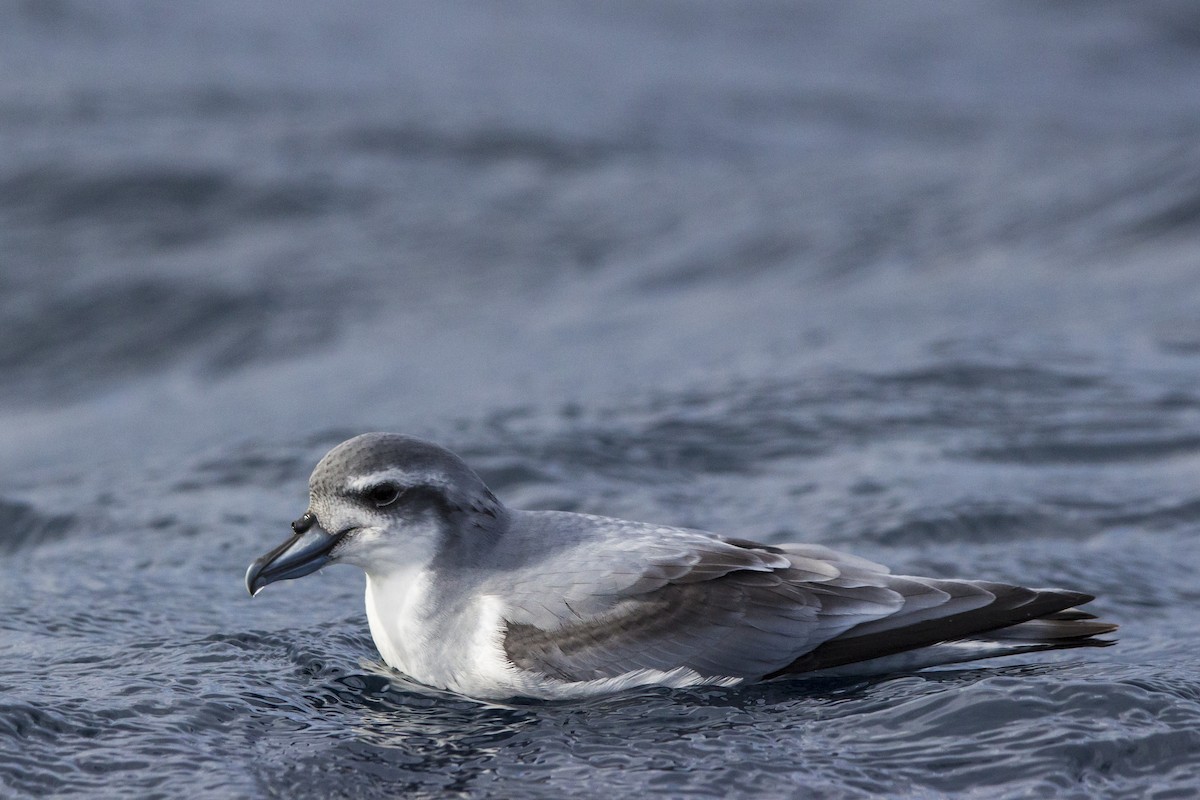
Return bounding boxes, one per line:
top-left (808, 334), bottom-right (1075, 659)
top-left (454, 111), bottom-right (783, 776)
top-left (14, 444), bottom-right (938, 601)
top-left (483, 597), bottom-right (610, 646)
top-left (2, 1), bottom-right (1200, 797)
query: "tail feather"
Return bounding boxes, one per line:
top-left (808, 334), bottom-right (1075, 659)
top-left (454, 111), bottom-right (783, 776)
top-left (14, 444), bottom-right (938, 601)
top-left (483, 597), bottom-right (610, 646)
top-left (767, 580), bottom-right (1117, 679)
top-left (987, 616), bottom-right (1119, 641)
top-left (803, 634), bottom-right (1116, 678)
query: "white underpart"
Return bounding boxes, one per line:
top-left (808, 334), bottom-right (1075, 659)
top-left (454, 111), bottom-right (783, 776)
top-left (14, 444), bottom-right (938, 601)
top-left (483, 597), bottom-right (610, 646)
top-left (364, 565), bottom-right (432, 680)
top-left (365, 573), bottom-right (742, 700)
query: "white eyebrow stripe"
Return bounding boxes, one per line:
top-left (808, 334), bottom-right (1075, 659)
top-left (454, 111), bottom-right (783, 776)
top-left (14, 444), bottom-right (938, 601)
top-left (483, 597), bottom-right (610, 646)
top-left (348, 470), bottom-right (417, 494)
top-left (345, 469), bottom-right (445, 493)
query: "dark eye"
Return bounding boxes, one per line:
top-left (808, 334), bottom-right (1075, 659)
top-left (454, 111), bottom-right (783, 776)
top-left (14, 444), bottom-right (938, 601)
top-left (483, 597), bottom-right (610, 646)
top-left (365, 483), bottom-right (401, 508)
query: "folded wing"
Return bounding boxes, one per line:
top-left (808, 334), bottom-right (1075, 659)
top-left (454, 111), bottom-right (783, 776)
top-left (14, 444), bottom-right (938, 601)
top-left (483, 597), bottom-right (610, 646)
top-left (501, 537), bottom-right (1116, 682)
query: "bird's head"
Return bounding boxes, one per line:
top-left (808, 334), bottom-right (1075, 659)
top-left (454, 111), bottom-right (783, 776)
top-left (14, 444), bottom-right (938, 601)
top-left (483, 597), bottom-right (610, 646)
top-left (245, 433), bottom-right (504, 596)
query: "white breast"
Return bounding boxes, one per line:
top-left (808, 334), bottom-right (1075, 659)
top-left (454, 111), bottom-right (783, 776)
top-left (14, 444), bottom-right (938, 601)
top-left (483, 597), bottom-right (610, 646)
top-left (363, 570), bottom-right (523, 695)
top-left (364, 572), bottom-right (741, 699)
top-left (364, 566), bottom-right (435, 680)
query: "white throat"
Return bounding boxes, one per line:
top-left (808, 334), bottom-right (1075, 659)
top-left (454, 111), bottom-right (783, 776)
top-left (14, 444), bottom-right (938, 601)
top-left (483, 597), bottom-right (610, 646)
top-left (364, 565), bottom-right (434, 679)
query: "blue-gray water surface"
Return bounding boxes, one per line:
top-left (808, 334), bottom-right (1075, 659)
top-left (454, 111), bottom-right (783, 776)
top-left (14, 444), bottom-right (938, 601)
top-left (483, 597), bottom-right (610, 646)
top-left (3, 2), bottom-right (1200, 797)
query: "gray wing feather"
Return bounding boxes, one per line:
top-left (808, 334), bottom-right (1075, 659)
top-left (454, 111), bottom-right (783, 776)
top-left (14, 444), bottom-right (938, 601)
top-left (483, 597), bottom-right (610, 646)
top-left (502, 535), bottom-right (904, 681)
top-left (495, 514), bottom-right (1114, 682)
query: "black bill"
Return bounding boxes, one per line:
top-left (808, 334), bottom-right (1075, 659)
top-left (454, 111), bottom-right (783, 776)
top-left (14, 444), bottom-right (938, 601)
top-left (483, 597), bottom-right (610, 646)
top-left (245, 512), bottom-right (343, 596)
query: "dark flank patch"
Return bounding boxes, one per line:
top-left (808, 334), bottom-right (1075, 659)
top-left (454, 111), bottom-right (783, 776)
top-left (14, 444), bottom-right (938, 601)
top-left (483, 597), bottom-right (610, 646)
top-left (504, 589), bottom-right (694, 681)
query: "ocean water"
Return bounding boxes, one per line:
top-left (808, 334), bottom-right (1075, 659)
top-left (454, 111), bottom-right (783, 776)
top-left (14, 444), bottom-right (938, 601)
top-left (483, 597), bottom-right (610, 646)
top-left (3, 1), bottom-right (1200, 797)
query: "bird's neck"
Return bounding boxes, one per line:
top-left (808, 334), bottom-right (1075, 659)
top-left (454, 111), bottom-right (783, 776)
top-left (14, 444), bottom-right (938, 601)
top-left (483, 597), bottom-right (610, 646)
top-left (364, 564), bottom-right (433, 675)
top-left (430, 501), bottom-right (510, 568)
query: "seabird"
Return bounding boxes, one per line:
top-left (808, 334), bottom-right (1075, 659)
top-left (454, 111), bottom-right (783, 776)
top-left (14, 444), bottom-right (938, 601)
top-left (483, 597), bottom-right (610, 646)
top-left (246, 433), bottom-right (1116, 700)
